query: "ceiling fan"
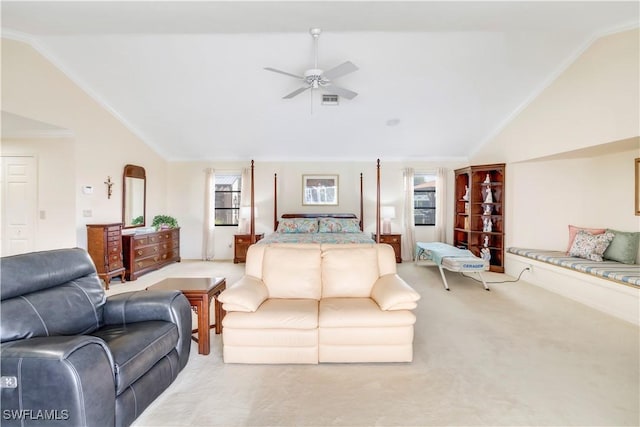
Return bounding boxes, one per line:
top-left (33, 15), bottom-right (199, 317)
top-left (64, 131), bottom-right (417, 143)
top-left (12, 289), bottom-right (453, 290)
top-left (264, 28), bottom-right (359, 100)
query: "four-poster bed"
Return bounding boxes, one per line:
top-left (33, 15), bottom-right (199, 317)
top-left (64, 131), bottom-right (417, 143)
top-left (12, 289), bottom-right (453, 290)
top-left (247, 159), bottom-right (383, 245)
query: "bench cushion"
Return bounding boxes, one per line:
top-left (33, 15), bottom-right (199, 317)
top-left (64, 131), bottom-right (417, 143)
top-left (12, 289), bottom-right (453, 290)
top-left (507, 247), bottom-right (640, 288)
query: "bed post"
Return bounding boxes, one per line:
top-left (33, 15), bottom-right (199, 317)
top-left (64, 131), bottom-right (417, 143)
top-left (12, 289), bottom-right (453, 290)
top-left (359, 173), bottom-right (364, 231)
top-left (376, 159), bottom-right (381, 243)
top-left (250, 160), bottom-right (256, 244)
top-left (273, 173), bottom-right (278, 232)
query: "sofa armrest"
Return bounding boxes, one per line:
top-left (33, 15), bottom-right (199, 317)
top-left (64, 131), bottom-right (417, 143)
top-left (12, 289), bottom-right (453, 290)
top-left (1, 336), bottom-right (115, 427)
top-left (371, 274), bottom-right (421, 310)
top-left (103, 290), bottom-right (192, 371)
top-left (218, 276), bottom-right (268, 312)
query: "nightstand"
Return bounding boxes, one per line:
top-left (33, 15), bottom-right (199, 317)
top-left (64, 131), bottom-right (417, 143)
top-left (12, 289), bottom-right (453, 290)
top-left (373, 233), bottom-right (402, 263)
top-left (234, 233), bottom-right (264, 263)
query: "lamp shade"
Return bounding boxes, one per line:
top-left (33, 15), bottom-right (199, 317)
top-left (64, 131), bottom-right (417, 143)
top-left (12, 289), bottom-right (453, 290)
top-left (240, 206), bottom-right (258, 219)
top-left (381, 206), bottom-right (396, 219)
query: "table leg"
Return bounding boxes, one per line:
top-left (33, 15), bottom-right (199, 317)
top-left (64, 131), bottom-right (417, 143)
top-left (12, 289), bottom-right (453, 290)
top-left (214, 297), bottom-right (225, 335)
top-left (197, 294), bottom-right (211, 355)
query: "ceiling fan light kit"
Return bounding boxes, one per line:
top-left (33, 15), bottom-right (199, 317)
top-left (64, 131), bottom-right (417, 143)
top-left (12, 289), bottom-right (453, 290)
top-left (264, 28), bottom-right (359, 102)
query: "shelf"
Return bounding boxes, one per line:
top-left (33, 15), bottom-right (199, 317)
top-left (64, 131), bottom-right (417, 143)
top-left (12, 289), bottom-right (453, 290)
top-left (454, 163), bottom-right (505, 273)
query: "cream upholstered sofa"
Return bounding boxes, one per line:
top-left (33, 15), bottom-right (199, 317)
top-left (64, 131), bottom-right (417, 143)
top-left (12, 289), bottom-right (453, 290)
top-left (218, 243), bottom-right (421, 364)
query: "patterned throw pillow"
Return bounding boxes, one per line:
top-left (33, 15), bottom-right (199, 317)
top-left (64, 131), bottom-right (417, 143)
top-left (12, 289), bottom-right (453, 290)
top-left (568, 230), bottom-right (615, 262)
top-left (566, 225), bottom-right (606, 253)
top-left (318, 217), bottom-right (361, 233)
top-left (276, 218), bottom-right (319, 233)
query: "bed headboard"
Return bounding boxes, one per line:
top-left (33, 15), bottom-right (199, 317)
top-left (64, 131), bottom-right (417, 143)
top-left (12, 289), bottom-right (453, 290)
top-left (277, 213), bottom-right (362, 231)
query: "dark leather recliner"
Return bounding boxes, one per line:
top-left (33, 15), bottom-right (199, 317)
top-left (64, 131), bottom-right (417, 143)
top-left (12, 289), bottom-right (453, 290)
top-left (0, 248), bottom-right (192, 427)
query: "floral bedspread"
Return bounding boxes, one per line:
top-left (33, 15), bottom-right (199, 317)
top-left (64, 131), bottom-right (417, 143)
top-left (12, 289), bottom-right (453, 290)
top-left (257, 232), bottom-right (375, 245)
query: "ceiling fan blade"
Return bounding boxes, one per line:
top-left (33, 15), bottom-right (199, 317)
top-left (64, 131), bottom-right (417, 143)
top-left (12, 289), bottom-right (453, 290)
top-left (283, 86), bottom-right (310, 99)
top-left (324, 83), bottom-right (358, 100)
top-left (264, 67), bottom-right (304, 79)
top-left (322, 61), bottom-right (359, 81)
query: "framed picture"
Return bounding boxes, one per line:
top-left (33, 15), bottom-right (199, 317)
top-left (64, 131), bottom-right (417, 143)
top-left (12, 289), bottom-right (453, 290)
top-left (302, 174), bottom-right (339, 206)
top-left (635, 158), bottom-right (640, 216)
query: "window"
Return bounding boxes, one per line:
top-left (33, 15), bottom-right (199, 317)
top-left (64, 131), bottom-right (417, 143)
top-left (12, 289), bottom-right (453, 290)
top-left (214, 174), bottom-right (241, 226)
top-left (414, 173), bottom-right (436, 226)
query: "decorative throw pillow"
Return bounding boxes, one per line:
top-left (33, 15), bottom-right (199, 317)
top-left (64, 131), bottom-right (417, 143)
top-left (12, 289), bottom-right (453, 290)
top-left (568, 230), bottom-right (615, 262)
top-left (318, 217), bottom-right (361, 233)
top-left (566, 225), bottom-right (606, 253)
top-left (603, 229), bottom-right (640, 264)
top-left (276, 218), bottom-right (318, 233)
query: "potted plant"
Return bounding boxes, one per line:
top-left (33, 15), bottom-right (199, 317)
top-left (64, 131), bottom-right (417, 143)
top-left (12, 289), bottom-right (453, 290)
top-left (151, 215), bottom-right (179, 230)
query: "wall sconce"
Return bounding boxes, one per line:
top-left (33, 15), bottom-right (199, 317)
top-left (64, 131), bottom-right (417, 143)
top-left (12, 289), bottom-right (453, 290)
top-left (381, 206), bottom-right (396, 234)
top-left (104, 176), bottom-right (114, 199)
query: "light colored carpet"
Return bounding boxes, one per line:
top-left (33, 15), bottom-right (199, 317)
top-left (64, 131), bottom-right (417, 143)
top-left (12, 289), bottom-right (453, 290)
top-left (107, 260), bottom-right (640, 427)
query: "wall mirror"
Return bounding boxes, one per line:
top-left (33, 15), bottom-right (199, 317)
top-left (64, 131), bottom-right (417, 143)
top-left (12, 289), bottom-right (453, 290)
top-left (122, 164), bottom-right (146, 228)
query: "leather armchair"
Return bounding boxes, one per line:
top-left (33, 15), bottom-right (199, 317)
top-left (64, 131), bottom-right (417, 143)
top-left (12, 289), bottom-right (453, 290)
top-left (0, 248), bottom-right (191, 427)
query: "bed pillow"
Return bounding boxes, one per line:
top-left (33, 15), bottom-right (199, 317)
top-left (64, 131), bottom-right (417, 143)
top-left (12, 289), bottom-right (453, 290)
top-left (276, 218), bottom-right (318, 233)
top-left (566, 225), bottom-right (606, 253)
top-left (318, 217), bottom-right (361, 233)
top-left (603, 229), bottom-right (640, 264)
top-left (568, 230), bottom-right (615, 262)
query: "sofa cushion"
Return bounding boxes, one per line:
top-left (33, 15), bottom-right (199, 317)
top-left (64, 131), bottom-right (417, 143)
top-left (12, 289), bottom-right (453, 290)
top-left (218, 276), bottom-right (268, 312)
top-left (90, 321), bottom-right (178, 395)
top-left (319, 298), bottom-right (416, 328)
top-left (371, 274), bottom-right (421, 310)
top-left (1, 277), bottom-right (106, 343)
top-left (262, 246), bottom-right (322, 299)
top-left (321, 247), bottom-right (380, 298)
top-left (223, 299), bottom-right (318, 330)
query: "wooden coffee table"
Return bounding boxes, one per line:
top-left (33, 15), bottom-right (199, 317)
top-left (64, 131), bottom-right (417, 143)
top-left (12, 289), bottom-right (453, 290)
top-left (147, 277), bottom-right (226, 355)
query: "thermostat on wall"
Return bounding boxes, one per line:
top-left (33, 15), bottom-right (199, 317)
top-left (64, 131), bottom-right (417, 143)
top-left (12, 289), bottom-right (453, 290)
top-left (82, 185), bottom-right (94, 194)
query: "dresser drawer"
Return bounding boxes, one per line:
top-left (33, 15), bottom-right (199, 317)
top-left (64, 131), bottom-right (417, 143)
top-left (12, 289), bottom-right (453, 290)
top-left (134, 256), bottom-right (162, 271)
top-left (158, 240), bottom-right (179, 252)
top-left (108, 260), bottom-right (124, 271)
top-left (134, 245), bottom-right (160, 257)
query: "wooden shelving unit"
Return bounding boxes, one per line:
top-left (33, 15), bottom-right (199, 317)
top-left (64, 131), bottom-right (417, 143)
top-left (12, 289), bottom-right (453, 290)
top-left (454, 163), bottom-right (505, 273)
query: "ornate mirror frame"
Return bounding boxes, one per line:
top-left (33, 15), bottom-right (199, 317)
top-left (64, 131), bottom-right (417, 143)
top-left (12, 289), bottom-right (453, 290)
top-left (122, 164), bottom-right (146, 228)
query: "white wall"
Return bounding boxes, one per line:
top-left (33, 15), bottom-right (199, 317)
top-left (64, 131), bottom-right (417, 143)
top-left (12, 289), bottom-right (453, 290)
top-left (1, 137), bottom-right (76, 250)
top-left (168, 160), bottom-right (464, 260)
top-left (506, 144), bottom-right (640, 259)
top-left (2, 38), bottom-right (168, 249)
top-left (472, 29), bottom-right (639, 257)
top-left (472, 29), bottom-right (639, 165)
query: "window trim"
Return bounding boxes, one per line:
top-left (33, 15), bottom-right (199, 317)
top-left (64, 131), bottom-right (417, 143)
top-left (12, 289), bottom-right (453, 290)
top-left (214, 173), bottom-right (242, 226)
top-left (414, 173), bottom-right (436, 227)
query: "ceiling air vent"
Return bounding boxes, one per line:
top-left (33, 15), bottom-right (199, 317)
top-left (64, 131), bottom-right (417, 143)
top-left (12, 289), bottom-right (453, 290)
top-left (322, 94), bottom-right (339, 105)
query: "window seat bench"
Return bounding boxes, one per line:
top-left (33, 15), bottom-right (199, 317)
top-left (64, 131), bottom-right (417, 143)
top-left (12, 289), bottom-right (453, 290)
top-left (506, 247), bottom-right (639, 326)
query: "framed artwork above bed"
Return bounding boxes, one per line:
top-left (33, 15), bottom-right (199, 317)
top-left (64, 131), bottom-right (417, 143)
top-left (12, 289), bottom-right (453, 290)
top-left (302, 174), bottom-right (338, 206)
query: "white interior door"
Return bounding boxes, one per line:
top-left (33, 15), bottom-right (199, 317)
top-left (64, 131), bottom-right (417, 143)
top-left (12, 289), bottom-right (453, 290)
top-left (1, 156), bottom-right (37, 256)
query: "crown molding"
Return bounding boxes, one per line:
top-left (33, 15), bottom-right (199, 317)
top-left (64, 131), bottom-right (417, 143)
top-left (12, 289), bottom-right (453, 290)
top-left (1, 129), bottom-right (76, 139)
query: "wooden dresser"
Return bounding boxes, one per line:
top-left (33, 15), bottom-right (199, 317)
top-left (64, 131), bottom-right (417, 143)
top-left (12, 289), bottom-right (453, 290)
top-left (122, 228), bottom-right (181, 281)
top-left (86, 223), bottom-right (126, 289)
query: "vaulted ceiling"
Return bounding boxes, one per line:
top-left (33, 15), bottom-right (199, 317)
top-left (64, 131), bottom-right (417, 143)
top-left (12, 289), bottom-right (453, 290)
top-left (2, 1), bottom-right (638, 161)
